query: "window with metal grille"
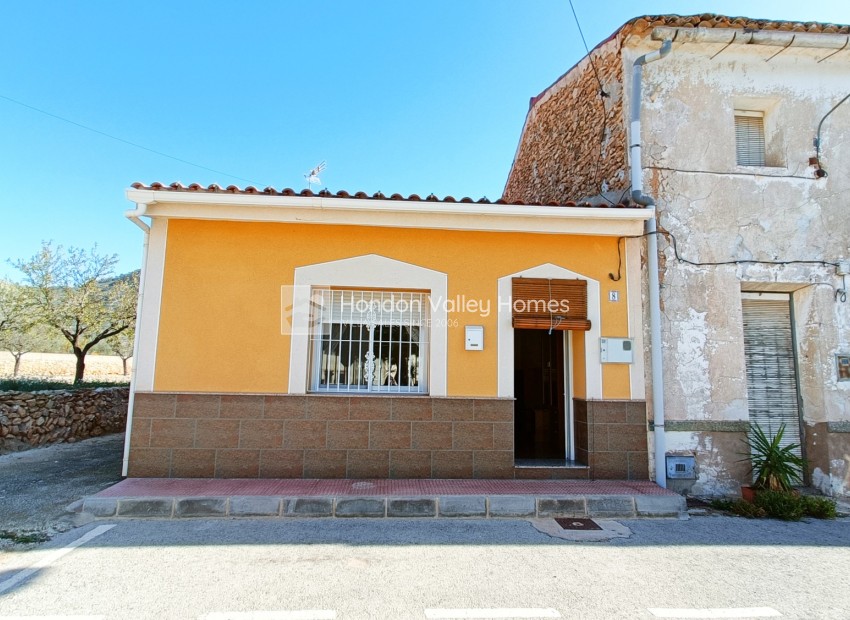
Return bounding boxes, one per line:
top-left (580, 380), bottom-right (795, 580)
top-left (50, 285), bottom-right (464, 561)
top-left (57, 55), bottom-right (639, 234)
top-left (309, 289), bottom-right (429, 393)
top-left (735, 111), bottom-right (766, 166)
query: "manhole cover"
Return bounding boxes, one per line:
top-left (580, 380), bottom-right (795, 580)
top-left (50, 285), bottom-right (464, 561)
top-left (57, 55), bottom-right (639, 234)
top-left (554, 518), bottom-right (602, 531)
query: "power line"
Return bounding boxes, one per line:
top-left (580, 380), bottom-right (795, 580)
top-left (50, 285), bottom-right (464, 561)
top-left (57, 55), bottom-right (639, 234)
top-left (567, 0), bottom-right (608, 97)
top-left (0, 93), bottom-right (262, 186)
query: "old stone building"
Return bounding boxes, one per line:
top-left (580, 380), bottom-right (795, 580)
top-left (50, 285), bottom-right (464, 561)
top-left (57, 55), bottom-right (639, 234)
top-left (505, 14), bottom-right (850, 496)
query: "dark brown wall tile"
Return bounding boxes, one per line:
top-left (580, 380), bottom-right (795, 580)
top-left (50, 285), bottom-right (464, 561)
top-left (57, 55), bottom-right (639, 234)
top-left (453, 422), bottom-right (494, 450)
top-left (176, 394), bottom-right (220, 419)
top-left (327, 421), bottom-right (370, 449)
top-left (306, 396), bottom-right (350, 420)
top-left (220, 394), bottom-right (263, 419)
top-left (432, 450), bottom-right (473, 478)
top-left (607, 426), bottom-right (648, 453)
top-left (350, 397), bottom-right (391, 420)
top-left (391, 398), bottom-right (433, 421)
top-left (473, 451), bottom-right (514, 478)
top-left (412, 421), bottom-right (453, 450)
top-left (129, 418), bottom-right (151, 448)
top-left (390, 450), bottom-right (432, 478)
top-left (284, 421), bottom-right (327, 449)
top-left (626, 401), bottom-right (648, 425)
top-left (432, 398), bottom-right (474, 421)
top-left (493, 423), bottom-right (514, 450)
top-left (589, 401), bottom-right (627, 424)
top-left (215, 449), bottom-right (260, 478)
top-left (128, 448), bottom-right (171, 477)
top-left (260, 450), bottom-right (304, 478)
top-left (134, 393), bottom-right (175, 418)
top-left (574, 420), bottom-right (589, 455)
top-left (473, 399), bottom-right (513, 422)
top-left (573, 399), bottom-right (588, 423)
top-left (240, 420), bottom-right (284, 449)
top-left (627, 451), bottom-right (650, 480)
top-left (171, 449), bottom-right (216, 477)
top-left (264, 395), bottom-right (306, 419)
top-left (590, 424), bottom-right (610, 452)
top-left (195, 419), bottom-right (240, 449)
top-left (592, 452), bottom-right (629, 479)
top-left (150, 418), bottom-right (195, 449)
top-left (303, 449), bottom-right (347, 477)
top-left (369, 421), bottom-right (411, 449)
top-left (347, 450), bottom-right (390, 478)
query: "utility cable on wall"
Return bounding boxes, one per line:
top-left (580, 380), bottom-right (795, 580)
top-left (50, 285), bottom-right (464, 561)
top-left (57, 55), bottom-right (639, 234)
top-left (608, 230), bottom-right (841, 292)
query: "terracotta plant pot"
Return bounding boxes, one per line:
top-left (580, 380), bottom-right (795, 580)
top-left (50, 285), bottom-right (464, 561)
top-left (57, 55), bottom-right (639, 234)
top-left (740, 485), bottom-right (758, 503)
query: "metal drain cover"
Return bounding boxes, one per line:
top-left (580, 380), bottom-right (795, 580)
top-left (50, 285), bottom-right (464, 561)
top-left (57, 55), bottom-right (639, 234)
top-left (554, 517), bottom-right (602, 531)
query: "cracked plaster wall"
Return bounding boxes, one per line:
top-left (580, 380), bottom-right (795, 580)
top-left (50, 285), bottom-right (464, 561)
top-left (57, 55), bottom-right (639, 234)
top-left (504, 27), bottom-right (850, 495)
top-left (628, 36), bottom-right (850, 494)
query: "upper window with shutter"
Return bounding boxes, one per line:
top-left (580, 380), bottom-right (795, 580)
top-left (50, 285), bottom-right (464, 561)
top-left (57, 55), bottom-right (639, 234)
top-left (735, 111), bottom-right (766, 166)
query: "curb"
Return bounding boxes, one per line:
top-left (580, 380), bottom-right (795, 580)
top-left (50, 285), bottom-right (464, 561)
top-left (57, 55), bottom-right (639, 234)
top-left (79, 493), bottom-right (687, 520)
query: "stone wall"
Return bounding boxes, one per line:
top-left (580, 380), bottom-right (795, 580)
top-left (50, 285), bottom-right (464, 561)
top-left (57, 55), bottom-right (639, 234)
top-left (503, 35), bottom-right (627, 204)
top-left (574, 399), bottom-right (649, 480)
top-left (129, 393), bottom-right (517, 479)
top-left (805, 422), bottom-right (850, 497)
top-left (0, 387), bottom-right (128, 450)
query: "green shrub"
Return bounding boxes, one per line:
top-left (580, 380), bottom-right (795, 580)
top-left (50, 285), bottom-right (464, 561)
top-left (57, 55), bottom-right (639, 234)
top-left (754, 490), bottom-right (806, 521)
top-left (802, 495), bottom-right (837, 520)
top-left (709, 498), bottom-right (734, 511)
top-left (727, 499), bottom-right (767, 519)
top-left (0, 378), bottom-right (129, 392)
top-left (743, 423), bottom-right (805, 492)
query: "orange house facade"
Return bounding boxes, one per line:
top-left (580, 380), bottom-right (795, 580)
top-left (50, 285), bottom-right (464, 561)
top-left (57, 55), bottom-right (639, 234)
top-left (123, 183), bottom-right (652, 480)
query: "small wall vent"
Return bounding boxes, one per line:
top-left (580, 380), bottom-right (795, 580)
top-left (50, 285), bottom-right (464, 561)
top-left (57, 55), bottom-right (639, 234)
top-left (666, 455), bottom-right (696, 480)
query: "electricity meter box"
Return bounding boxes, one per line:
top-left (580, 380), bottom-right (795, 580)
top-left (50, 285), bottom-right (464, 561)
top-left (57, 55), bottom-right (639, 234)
top-left (600, 337), bottom-right (634, 363)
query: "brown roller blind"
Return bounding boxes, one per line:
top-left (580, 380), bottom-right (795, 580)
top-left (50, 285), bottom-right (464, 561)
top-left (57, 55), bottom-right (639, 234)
top-left (512, 277), bottom-right (590, 331)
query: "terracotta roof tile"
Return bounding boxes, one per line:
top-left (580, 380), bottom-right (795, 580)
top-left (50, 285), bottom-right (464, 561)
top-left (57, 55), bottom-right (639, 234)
top-left (130, 182), bottom-right (641, 209)
top-left (623, 13), bottom-right (849, 36)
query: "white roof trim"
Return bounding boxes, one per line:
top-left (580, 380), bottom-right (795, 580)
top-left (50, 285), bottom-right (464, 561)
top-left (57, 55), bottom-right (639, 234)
top-left (125, 188), bottom-right (651, 236)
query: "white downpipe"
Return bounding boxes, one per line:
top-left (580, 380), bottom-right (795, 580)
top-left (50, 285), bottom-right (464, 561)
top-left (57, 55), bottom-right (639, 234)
top-left (630, 40), bottom-right (671, 488)
top-left (121, 203), bottom-right (150, 477)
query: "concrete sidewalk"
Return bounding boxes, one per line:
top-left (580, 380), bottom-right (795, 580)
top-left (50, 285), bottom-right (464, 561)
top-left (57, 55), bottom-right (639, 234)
top-left (79, 477), bottom-right (687, 520)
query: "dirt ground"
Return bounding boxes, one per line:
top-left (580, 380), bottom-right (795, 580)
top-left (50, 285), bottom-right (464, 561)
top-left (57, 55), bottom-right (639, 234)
top-left (0, 434), bottom-right (124, 550)
top-left (0, 351), bottom-right (131, 383)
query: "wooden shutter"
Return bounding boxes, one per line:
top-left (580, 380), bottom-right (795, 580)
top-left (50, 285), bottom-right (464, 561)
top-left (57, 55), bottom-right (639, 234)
top-left (742, 295), bottom-right (804, 475)
top-left (512, 278), bottom-right (590, 331)
top-left (735, 112), bottom-right (766, 166)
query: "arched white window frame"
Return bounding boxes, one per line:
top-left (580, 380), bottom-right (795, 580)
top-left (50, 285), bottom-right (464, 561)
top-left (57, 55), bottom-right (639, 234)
top-left (288, 254), bottom-right (448, 396)
top-left (497, 263), bottom-right (602, 399)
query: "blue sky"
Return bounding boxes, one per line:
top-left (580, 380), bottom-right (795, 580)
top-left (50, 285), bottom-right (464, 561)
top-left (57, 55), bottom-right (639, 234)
top-left (2, 1), bottom-right (848, 278)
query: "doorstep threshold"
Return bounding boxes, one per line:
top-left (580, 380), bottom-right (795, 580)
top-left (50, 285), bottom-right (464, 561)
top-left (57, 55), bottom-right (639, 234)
top-left (514, 459), bottom-right (588, 469)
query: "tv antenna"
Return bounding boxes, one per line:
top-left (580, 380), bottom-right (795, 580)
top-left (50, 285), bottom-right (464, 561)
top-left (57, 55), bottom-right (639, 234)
top-left (304, 161), bottom-right (326, 189)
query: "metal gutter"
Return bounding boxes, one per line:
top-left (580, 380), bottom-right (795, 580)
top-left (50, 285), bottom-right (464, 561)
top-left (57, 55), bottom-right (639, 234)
top-left (630, 39), bottom-right (672, 488)
top-left (121, 203), bottom-right (149, 477)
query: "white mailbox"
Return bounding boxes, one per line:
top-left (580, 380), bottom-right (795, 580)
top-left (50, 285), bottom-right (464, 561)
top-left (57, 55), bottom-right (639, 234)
top-left (465, 325), bottom-right (484, 351)
top-left (600, 337), bottom-right (634, 363)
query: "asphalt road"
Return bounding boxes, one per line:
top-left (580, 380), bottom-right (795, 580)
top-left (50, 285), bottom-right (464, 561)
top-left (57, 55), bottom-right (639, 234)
top-left (0, 516), bottom-right (848, 619)
top-left (0, 434), bottom-right (124, 544)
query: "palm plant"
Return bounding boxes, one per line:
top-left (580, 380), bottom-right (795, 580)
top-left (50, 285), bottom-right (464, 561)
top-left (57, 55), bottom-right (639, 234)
top-left (744, 423), bottom-right (806, 492)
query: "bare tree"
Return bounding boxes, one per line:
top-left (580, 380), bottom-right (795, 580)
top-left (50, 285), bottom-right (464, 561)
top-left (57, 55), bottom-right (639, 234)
top-left (14, 242), bottom-right (138, 384)
top-left (0, 280), bottom-right (23, 335)
top-left (0, 323), bottom-right (51, 376)
top-left (109, 325), bottom-right (135, 376)
top-left (0, 281), bottom-right (37, 375)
